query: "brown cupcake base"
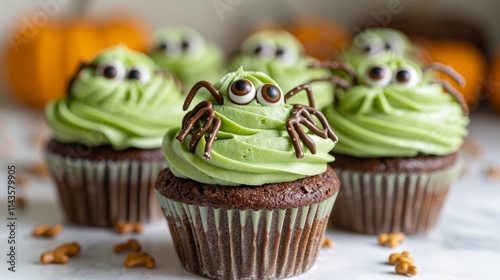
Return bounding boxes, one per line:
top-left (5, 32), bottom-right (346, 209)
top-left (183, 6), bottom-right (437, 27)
top-left (155, 167), bottom-right (340, 280)
top-left (45, 140), bottom-right (165, 227)
top-left (330, 153), bottom-right (460, 235)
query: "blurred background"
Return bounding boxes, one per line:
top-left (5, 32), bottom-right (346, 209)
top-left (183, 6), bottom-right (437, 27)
top-left (1, 0), bottom-right (500, 110)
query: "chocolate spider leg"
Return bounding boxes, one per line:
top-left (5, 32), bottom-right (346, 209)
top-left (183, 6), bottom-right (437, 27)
top-left (155, 69), bottom-right (185, 93)
top-left (286, 118), bottom-right (307, 159)
top-left (293, 105), bottom-right (339, 141)
top-left (188, 107), bottom-right (217, 153)
top-left (308, 61), bottom-right (356, 80)
top-left (433, 80), bottom-right (469, 116)
top-left (177, 101), bottom-right (214, 145)
top-left (285, 84), bottom-right (316, 108)
top-left (203, 116), bottom-right (221, 160)
top-left (292, 106), bottom-right (326, 137)
top-left (67, 62), bottom-right (95, 97)
top-left (183, 81), bottom-right (224, 110)
top-left (294, 121), bottom-right (316, 154)
top-left (423, 62), bottom-right (466, 86)
top-left (307, 76), bottom-right (351, 90)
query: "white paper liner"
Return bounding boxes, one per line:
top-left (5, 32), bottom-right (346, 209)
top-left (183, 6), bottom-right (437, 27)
top-left (331, 163), bottom-right (460, 235)
top-left (156, 191), bottom-right (338, 280)
top-left (45, 150), bottom-right (165, 227)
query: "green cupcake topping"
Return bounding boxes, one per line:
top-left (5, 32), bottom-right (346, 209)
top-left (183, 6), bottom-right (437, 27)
top-left (343, 28), bottom-right (414, 69)
top-left (46, 46), bottom-right (185, 150)
top-left (163, 67), bottom-right (337, 186)
top-left (229, 30), bottom-right (334, 109)
top-left (149, 26), bottom-right (225, 90)
top-left (324, 54), bottom-right (469, 157)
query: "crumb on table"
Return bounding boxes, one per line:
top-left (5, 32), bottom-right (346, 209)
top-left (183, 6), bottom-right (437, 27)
top-left (26, 162), bottom-right (50, 178)
top-left (486, 165), bottom-right (500, 179)
top-left (462, 140), bottom-right (483, 157)
top-left (321, 237), bottom-right (334, 248)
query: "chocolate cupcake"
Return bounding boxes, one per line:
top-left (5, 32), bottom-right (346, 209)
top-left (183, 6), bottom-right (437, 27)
top-left (323, 53), bottom-right (469, 234)
top-left (156, 68), bottom-right (342, 279)
top-left (44, 46), bottom-right (186, 227)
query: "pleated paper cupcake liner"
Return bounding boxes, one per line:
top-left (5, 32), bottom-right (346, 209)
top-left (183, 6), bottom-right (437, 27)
top-left (331, 163), bottom-right (460, 235)
top-left (156, 191), bottom-right (338, 280)
top-left (45, 150), bottom-right (165, 227)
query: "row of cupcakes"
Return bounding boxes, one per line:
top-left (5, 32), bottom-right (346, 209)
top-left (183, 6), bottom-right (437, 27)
top-left (43, 27), bottom-right (469, 279)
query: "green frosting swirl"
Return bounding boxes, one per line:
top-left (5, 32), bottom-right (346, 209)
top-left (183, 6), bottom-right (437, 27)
top-left (229, 30), bottom-right (334, 109)
top-left (149, 26), bottom-right (225, 90)
top-left (324, 56), bottom-right (468, 157)
top-left (343, 28), bottom-right (414, 69)
top-left (163, 69), bottom-right (336, 186)
top-left (46, 47), bottom-right (186, 150)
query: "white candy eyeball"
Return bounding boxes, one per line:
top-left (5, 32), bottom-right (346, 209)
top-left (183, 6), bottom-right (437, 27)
top-left (364, 64), bottom-right (392, 87)
top-left (127, 65), bottom-right (151, 84)
top-left (229, 79), bottom-right (256, 105)
top-left (96, 60), bottom-right (126, 81)
top-left (392, 66), bottom-right (419, 88)
top-left (274, 47), bottom-right (298, 66)
top-left (157, 40), bottom-right (181, 55)
top-left (256, 84), bottom-right (281, 105)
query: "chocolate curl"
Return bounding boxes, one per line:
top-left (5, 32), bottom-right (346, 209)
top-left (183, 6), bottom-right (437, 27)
top-left (423, 62), bottom-right (465, 86)
top-left (286, 104), bottom-right (339, 159)
top-left (176, 101), bottom-right (221, 160)
top-left (285, 84), bottom-right (316, 108)
top-left (307, 61), bottom-right (357, 84)
top-left (308, 61), bottom-right (357, 80)
top-left (155, 69), bottom-right (185, 93)
top-left (183, 81), bottom-right (223, 110)
top-left (424, 62), bottom-right (468, 115)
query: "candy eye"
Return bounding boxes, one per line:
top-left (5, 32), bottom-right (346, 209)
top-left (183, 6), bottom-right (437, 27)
top-left (364, 64), bottom-right (392, 87)
top-left (361, 41), bottom-right (385, 57)
top-left (127, 65), bottom-right (151, 84)
top-left (229, 79), bottom-right (256, 105)
top-left (96, 61), bottom-right (126, 81)
top-left (180, 36), bottom-right (203, 55)
top-left (157, 40), bottom-right (180, 54)
top-left (251, 44), bottom-right (275, 59)
top-left (181, 40), bottom-right (190, 50)
top-left (275, 47), bottom-right (297, 66)
top-left (256, 84), bottom-right (281, 106)
top-left (393, 66), bottom-right (419, 87)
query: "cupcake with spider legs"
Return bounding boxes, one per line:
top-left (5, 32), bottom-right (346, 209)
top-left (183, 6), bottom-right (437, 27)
top-left (155, 67), bottom-right (347, 279)
top-left (323, 53), bottom-right (469, 234)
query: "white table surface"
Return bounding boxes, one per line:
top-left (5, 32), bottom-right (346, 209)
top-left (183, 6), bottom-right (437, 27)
top-left (0, 102), bottom-right (499, 280)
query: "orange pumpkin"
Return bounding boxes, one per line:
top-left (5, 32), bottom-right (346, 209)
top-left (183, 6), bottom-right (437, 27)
top-left (287, 18), bottom-right (351, 61)
top-left (4, 15), bottom-right (150, 108)
top-left (491, 53), bottom-right (500, 113)
top-left (418, 39), bottom-right (489, 110)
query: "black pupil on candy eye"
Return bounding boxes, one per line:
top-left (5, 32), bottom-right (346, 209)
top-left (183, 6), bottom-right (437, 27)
top-left (385, 43), bottom-right (392, 50)
top-left (363, 46), bottom-right (371, 53)
top-left (235, 80), bottom-right (250, 92)
top-left (181, 40), bottom-right (190, 50)
top-left (369, 66), bottom-right (384, 80)
top-left (254, 46), bottom-right (263, 54)
top-left (275, 48), bottom-right (285, 57)
top-left (128, 69), bottom-right (141, 80)
top-left (263, 85), bottom-right (280, 103)
top-left (396, 70), bottom-right (410, 83)
top-left (159, 42), bottom-right (168, 51)
top-left (231, 80), bottom-right (253, 97)
top-left (103, 66), bottom-right (117, 79)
